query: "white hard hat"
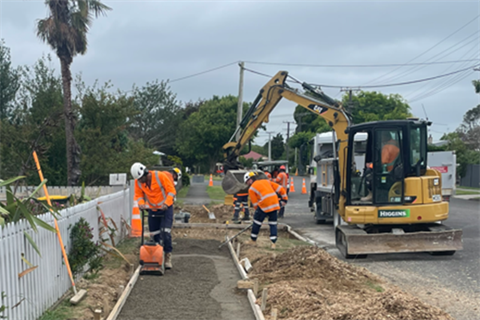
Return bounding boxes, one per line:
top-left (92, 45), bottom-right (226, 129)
top-left (173, 167), bottom-right (182, 180)
top-left (131, 162), bottom-right (147, 180)
top-left (244, 171), bottom-right (257, 183)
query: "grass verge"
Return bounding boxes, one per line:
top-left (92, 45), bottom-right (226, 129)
top-left (455, 189), bottom-right (480, 195)
top-left (207, 185), bottom-right (226, 200)
top-left (39, 299), bottom-right (77, 320)
top-left (177, 185), bottom-right (190, 198)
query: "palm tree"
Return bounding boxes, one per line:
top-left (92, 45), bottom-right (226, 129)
top-left (36, 0), bottom-right (111, 186)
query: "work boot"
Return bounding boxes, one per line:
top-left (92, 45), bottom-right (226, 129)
top-left (165, 252), bottom-right (172, 270)
top-left (241, 215), bottom-right (250, 221)
top-left (361, 191), bottom-right (373, 202)
top-left (244, 239), bottom-right (257, 246)
top-left (271, 243), bottom-right (276, 250)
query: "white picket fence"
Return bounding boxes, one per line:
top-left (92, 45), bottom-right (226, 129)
top-left (0, 189), bottom-right (131, 320)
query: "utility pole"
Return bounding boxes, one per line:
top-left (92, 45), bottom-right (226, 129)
top-left (266, 131), bottom-right (275, 161)
top-left (236, 61), bottom-right (245, 141)
top-left (340, 87), bottom-right (360, 113)
top-left (283, 121), bottom-right (294, 173)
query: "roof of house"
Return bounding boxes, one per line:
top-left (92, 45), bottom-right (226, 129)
top-left (241, 151), bottom-right (267, 161)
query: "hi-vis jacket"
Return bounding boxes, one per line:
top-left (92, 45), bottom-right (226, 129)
top-left (134, 171), bottom-right (176, 209)
top-left (249, 180), bottom-right (288, 213)
top-left (273, 171), bottom-right (288, 189)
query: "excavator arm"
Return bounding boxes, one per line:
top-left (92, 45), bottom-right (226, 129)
top-left (223, 71), bottom-right (351, 213)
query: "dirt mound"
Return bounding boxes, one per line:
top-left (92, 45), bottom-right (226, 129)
top-left (176, 204), bottom-right (239, 223)
top-left (250, 246), bottom-right (454, 320)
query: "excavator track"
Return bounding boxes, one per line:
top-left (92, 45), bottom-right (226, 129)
top-left (335, 224), bottom-right (463, 259)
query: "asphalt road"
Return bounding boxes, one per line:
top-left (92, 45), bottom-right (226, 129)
top-left (283, 176), bottom-right (480, 320)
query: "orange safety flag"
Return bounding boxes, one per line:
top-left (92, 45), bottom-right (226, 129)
top-left (301, 178), bottom-right (308, 194)
top-left (209, 174), bottom-right (214, 187)
top-left (290, 177), bottom-right (296, 193)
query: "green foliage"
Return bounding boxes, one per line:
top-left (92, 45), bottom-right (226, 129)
top-left (473, 80), bottom-right (480, 94)
top-left (129, 80), bottom-right (183, 155)
top-left (76, 83), bottom-right (157, 185)
top-left (39, 299), bottom-right (76, 320)
top-left (176, 95), bottom-right (245, 172)
top-left (440, 132), bottom-right (480, 178)
top-left (0, 40), bottom-right (21, 122)
top-left (293, 105), bottom-right (331, 134)
top-left (1, 291), bottom-right (6, 319)
top-left (250, 144), bottom-right (266, 155)
top-left (342, 91), bottom-right (412, 124)
top-left (239, 156), bottom-right (254, 168)
top-left (206, 186), bottom-right (226, 200)
top-left (288, 132), bottom-right (315, 149)
top-left (264, 133), bottom-right (284, 160)
top-left (181, 172), bottom-right (190, 187)
top-left (67, 218), bottom-right (102, 275)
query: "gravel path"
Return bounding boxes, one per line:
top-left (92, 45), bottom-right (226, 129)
top-left (117, 239), bottom-right (254, 320)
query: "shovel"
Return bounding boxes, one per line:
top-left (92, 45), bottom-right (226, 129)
top-left (218, 224), bottom-right (253, 249)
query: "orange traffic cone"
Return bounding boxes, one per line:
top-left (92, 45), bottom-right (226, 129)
top-left (295, 168), bottom-right (298, 176)
top-left (290, 177), bottom-right (296, 193)
top-left (301, 178), bottom-right (307, 194)
top-left (130, 203), bottom-right (142, 237)
top-left (209, 174), bottom-right (214, 187)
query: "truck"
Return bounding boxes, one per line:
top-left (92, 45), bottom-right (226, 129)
top-left (308, 133), bottom-right (457, 224)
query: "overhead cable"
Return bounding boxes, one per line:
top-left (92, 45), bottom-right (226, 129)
top-left (168, 61), bottom-right (238, 83)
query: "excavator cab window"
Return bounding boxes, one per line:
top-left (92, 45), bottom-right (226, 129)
top-left (373, 128), bottom-right (404, 204)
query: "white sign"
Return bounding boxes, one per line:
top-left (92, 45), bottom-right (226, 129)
top-left (109, 173), bottom-right (127, 186)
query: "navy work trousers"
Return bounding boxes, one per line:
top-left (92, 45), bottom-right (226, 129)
top-left (251, 207), bottom-right (278, 243)
top-left (147, 205), bottom-right (173, 253)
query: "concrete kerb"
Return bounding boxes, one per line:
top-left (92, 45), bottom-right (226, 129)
top-left (105, 222), bottom-right (311, 320)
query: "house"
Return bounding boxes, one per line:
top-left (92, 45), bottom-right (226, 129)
top-left (241, 151), bottom-right (268, 161)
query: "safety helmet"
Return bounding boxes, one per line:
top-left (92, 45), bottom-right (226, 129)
top-left (244, 171), bottom-right (257, 183)
top-left (279, 165), bottom-right (286, 170)
top-left (130, 162), bottom-right (147, 180)
top-left (173, 167), bottom-right (182, 180)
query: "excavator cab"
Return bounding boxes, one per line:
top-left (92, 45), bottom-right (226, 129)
top-left (346, 120), bottom-right (428, 206)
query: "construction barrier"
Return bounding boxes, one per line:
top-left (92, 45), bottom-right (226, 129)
top-left (130, 202), bottom-right (142, 237)
top-left (301, 178), bottom-right (307, 194)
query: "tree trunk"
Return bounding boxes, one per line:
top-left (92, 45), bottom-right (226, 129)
top-left (60, 55), bottom-right (81, 186)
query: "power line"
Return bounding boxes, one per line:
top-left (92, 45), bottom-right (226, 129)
top-left (362, 14), bottom-right (480, 85)
top-left (168, 61), bottom-right (238, 83)
top-left (243, 59), bottom-right (480, 68)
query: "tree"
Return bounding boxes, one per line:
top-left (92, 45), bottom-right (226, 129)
top-left (344, 91), bottom-right (412, 124)
top-left (0, 41), bottom-right (21, 121)
top-left (176, 95), bottom-right (246, 173)
top-left (264, 133), bottom-right (284, 160)
top-left (76, 83), bottom-right (157, 185)
top-left (440, 132), bottom-right (480, 178)
top-left (129, 80), bottom-right (183, 155)
top-left (37, 0), bottom-right (111, 186)
top-left (456, 81), bottom-right (480, 150)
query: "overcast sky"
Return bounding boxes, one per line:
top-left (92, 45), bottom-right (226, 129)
top-left (1, 0), bottom-right (479, 148)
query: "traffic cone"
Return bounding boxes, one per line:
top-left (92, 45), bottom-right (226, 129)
top-left (130, 202), bottom-right (142, 237)
top-left (290, 177), bottom-right (296, 193)
top-left (295, 168), bottom-right (298, 176)
top-left (301, 178), bottom-right (307, 194)
top-left (209, 174), bottom-right (214, 187)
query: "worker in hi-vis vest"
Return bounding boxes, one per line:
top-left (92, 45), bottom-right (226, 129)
top-left (244, 171), bottom-right (288, 250)
top-left (273, 165), bottom-right (289, 218)
top-left (131, 162), bottom-right (176, 269)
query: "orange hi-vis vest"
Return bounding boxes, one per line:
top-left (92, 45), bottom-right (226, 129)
top-left (264, 172), bottom-right (272, 179)
top-left (163, 171), bottom-right (175, 185)
top-left (273, 171), bottom-right (288, 189)
top-left (249, 180), bottom-right (288, 213)
top-left (134, 171), bottom-right (176, 210)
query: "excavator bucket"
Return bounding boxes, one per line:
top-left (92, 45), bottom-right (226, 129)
top-left (222, 170), bottom-right (268, 195)
top-left (336, 224), bottom-right (463, 258)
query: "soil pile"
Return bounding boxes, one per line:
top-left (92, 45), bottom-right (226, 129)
top-left (177, 204), bottom-right (242, 223)
top-left (250, 246), bottom-right (454, 320)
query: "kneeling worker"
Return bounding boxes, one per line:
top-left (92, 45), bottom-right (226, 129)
top-left (131, 162), bottom-right (176, 269)
top-left (244, 172), bottom-right (288, 249)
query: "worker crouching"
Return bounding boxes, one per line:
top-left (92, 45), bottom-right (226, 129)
top-left (131, 162), bottom-right (176, 269)
top-left (244, 171), bottom-right (288, 249)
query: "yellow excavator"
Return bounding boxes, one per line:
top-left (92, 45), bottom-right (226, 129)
top-left (222, 71), bottom-right (462, 258)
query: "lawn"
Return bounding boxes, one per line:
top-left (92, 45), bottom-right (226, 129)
top-left (207, 186), bottom-right (226, 200)
top-left (177, 185), bottom-right (190, 198)
top-left (204, 174), bottom-right (223, 181)
top-left (455, 189), bottom-right (480, 195)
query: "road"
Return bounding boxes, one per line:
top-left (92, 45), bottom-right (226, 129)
top-left (283, 176), bottom-right (480, 320)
